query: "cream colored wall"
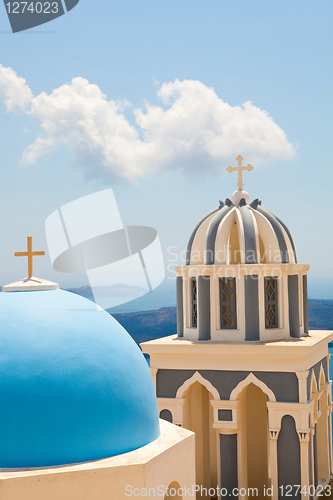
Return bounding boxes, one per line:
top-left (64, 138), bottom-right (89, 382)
top-left (229, 224), bottom-right (241, 264)
top-left (214, 209), bottom-right (237, 265)
top-left (0, 420), bottom-right (195, 500)
top-left (144, 330), bottom-right (333, 375)
top-left (245, 384), bottom-right (269, 489)
top-left (317, 389), bottom-right (330, 480)
top-left (183, 382), bottom-right (214, 497)
top-left (316, 369), bottom-right (331, 480)
top-left (209, 398), bottom-right (218, 491)
top-left (237, 385), bottom-right (248, 489)
top-left (250, 210), bottom-right (281, 265)
top-left (190, 212), bottom-right (219, 265)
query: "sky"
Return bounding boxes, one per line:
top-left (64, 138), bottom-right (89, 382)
top-left (0, 0), bottom-right (332, 304)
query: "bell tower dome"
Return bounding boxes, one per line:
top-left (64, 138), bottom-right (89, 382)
top-left (176, 156), bottom-right (309, 342)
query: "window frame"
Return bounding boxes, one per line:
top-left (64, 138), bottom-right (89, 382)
top-left (264, 276), bottom-right (279, 329)
top-left (191, 277), bottom-right (198, 328)
top-left (219, 277), bottom-right (237, 330)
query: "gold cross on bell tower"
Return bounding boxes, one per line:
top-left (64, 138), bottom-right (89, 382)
top-left (15, 237), bottom-right (45, 278)
top-left (226, 155), bottom-right (254, 190)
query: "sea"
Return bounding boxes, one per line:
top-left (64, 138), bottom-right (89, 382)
top-left (106, 280), bottom-right (176, 314)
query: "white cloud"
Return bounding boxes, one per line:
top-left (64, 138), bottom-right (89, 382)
top-left (0, 67), bottom-right (296, 180)
top-left (138, 79), bottom-right (295, 167)
top-left (0, 65), bottom-right (32, 111)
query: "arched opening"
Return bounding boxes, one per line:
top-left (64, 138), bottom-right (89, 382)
top-left (317, 370), bottom-right (330, 480)
top-left (165, 481), bottom-right (182, 499)
top-left (238, 383), bottom-right (269, 488)
top-left (278, 415), bottom-right (301, 498)
top-left (182, 381), bottom-right (217, 498)
top-left (160, 409), bottom-right (173, 423)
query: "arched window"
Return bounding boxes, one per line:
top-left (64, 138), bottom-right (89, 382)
top-left (264, 277), bottom-right (278, 328)
top-left (160, 409), bottom-right (173, 423)
top-left (219, 277), bottom-right (237, 329)
top-left (164, 481), bottom-right (182, 499)
top-left (191, 278), bottom-right (197, 327)
top-left (278, 415), bottom-right (301, 497)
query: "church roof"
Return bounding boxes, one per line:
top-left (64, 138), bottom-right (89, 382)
top-left (186, 196), bottom-right (297, 266)
top-left (0, 289), bottom-right (160, 468)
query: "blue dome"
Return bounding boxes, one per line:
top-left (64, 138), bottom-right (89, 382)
top-left (0, 289), bottom-right (160, 468)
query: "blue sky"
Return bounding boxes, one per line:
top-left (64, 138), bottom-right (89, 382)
top-left (0, 0), bottom-right (332, 301)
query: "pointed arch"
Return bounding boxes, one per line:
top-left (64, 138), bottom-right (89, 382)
top-left (319, 363), bottom-right (326, 390)
top-left (176, 371), bottom-right (220, 400)
top-left (229, 373), bottom-right (276, 401)
top-left (310, 369), bottom-right (318, 395)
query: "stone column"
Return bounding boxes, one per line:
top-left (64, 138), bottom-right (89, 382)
top-left (298, 430), bottom-right (311, 498)
top-left (268, 429), bottom-right (279, 500)
top-left (150, 368), bottom-right (158, 391)
top-left (176, 276), bottom-right (184, 337)
top-left (328, 393), bottom-right (333, 474)
top-left (309, 424), bottom-right (315, 488)
top-left (296, 371), bottom-right (309, 404)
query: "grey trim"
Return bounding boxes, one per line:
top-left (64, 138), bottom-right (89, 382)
top-left (244, 275), bottom-right (260, 341)
top-left (273, 213), bottom-right (297, 263)
top-left (220, 434), bottom-right (238, 492)
top-left (159, 409), bottom-right (173, 423)
top-left (205, 204), bottom-right (233, 264)
top-left (288, 275), bottom-right (300, 338)
top-left (218, 409), bottom-right (232, 421)
top-left (250, 201), bottom-right (289, 264)
top-left (306, 368), bottom-right (312, 400)
top-left (238, 204), bottom-right (258, 264)
top-left (156, 370), bottom-right (196, 398)
top-left (198, 276), bottom-right (211, 340)
top-left (156, 369), bottom-right (299, 402)
top-left (314, 361), bottom-right (321, 385)
top-left (324, 356), bottom-right (329, 383)
top-left (303, 275), bottom-right (309, 334)
top-left (278, 415), bottom-right (301, 498)
top-left (254, 372), bottom-right (298, 402)
top-left (186, 205), bottom-right (222, 265)
top-left (176, 276), bottom-right (184, 338)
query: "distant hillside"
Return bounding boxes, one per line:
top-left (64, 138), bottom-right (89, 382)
top-left (308, 299), bottom-right (333, 330)
top-left (65, 287), bottom-right (333, 344)
top-left (66, 284), bottom-right (147, 300)
top-left (114, 299), bottom-right (333, 345)
top-left (113, 307), bottom-right (177, 344)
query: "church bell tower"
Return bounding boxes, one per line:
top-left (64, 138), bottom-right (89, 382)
top-left (141, 157), bottom-right (333, 499)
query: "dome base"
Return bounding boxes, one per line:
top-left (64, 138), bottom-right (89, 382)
top-left (2, 277), bottom-right (60, 292)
